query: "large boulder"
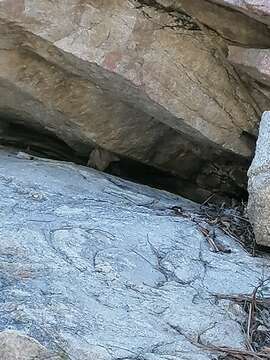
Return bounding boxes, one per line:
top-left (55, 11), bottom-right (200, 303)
top-left (0, 0), bottom-right (259, 156)
top-left (248, 111), bottom-right (270, 246)
top-left (0, 0), bottom-right (264, 202)
top-left (211, 0), bottom-right (270, 25)
top-left (0, 148), bottom-right (269, 359)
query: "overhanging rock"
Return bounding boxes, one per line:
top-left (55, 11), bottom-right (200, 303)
top-left (0, 0), bottom-right (259, 156)
top-left (210, 0), bottom-right (270, 26)
top-left (0, 0), bottom-right (262, 201)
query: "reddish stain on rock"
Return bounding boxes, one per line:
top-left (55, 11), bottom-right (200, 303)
top-left (102, 51), bottom-right (122, 72)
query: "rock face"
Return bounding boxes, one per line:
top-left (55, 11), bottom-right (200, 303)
top-left (248, 111), bottom-right (270, 246)
top-left (229, 47), bottom-right (270, 86)
top-left (228, 46), bottom-right (270, 110)
top-left (155, 0), bottom-right (270, 115)
top-left (167, 0), bottom-right (270, 47)
top-left (0, 148), bottom-right (270, 359)
top-left (0, 0), bottom-right (269, 201)
top-left (211, 0), bottom-right (270, 25)
top-left (0, 331), bottom-right (61, 360)
top-left (0, 0), bottom-right (268, 201)
top-left (0, 0), bottom-right (259, 154)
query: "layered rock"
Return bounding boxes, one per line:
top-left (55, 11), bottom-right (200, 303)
top-left (205, 1), bottom-right (270, 107)
top-left (248, 111), bottom-right (270, 246)
top-left (158, 0), bottom-right (270, 47)
top-left (211, 0), bottom-right (270, 25)
top-left (228, 46), bottom-right (270, 112)
top-left (0, 0), bottom-right (264, 201)
top-left (229, 47), bottom-right (270, 87)
top-left (0, 148), bottom-right (270, 359)
top-left (150, 1), bottom-right (270, 113)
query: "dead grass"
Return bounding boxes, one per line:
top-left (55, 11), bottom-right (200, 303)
top-left (171, 203), bottom-right (270, 359)
top-left (200, 201), bottom-right (256, 255)
top-left (212, 279), bottom-right (270, 359)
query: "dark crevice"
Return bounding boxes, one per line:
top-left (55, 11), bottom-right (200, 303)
top-left (0, 118), bottom-right (250, 205)
top-left (134, 0), bottom-right (201, 31)
top-left (0, 120), bottom-right (85, 163)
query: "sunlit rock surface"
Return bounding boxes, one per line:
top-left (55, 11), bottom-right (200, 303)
top-left (0, 0), bottom-right (265, 201)
top-left (248, 111), bottom-right (270, 247)
top-left (0, 148), bottom-right (269, 359)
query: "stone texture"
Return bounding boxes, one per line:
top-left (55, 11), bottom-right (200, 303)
top-left (248, 111), bottom-right (270, 246)
top-left (0, 42), bottom-right (227, 201)
top-left (0, 148), bottom-right (270, 359)
top-left (0, 0), bottom-right (265, 202)
top-left (0, 0), bottom-right (269, 205)
top-left (0, 331), bottom-right (61, 360)
top-left (157, 0), bottom-right (270, 47)
top-left (227, 46), bottom-right (270, 114)
top-left (0, 0), bottom-right (260, 159)
top-left (147, 1), bottom-right (270, 120)
top-left (210, 0), bottom-right (270, 25)
top-left (228, 46), bottom-right (270, 87)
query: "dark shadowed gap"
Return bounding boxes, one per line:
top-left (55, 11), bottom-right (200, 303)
top-left (0, 118), bottom-right (249, 205)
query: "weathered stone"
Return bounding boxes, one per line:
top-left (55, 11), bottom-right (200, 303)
top-left (155, 0), bottom-right (270, 47)
top-left (0, 0), bottom-right (260, 201)
top-left (241, 78), bottom-right (270, 121)
top-left (227, 46), bottom-right (270, 114)
top-left (0, 148), bottom-right (270, 359)
top-left (248, 111), bottom-right (270, 246)
top-left (210, 0), bottom-right (270, 25)
top-left (0, 0), bottom-right (259, 158)
top-left (228, 46), bottom-right (270, 87)
top-left (0, 331), bottom-right (61, 360)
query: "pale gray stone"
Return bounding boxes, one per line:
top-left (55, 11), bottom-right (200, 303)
top-left (0, 148), bottom-right (269, 359)
top-left (0, 331), bottom-right (61, 360)
top-left (248, 111), bottom-right (270, 246)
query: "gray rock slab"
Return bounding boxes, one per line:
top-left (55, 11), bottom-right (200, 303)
top-left (248, 111), bottom-right (270, 246)
top-left (0, 148), bottom-right (269, 359)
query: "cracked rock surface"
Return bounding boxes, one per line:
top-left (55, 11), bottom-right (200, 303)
top-left (0, 148), bottom-right (270, 359)
top-left (0, 0), bottom-right (264, 202)
top-left (210, 0), bottom-right (270, 25)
